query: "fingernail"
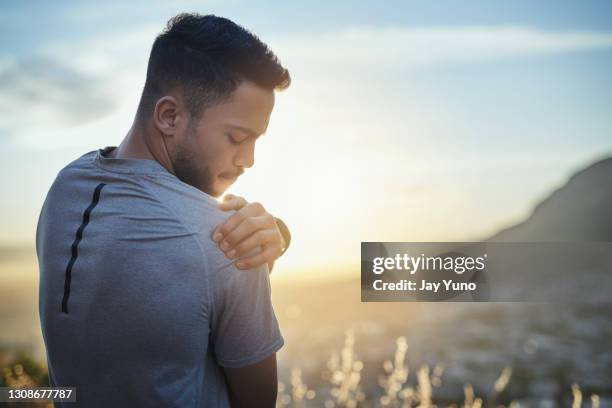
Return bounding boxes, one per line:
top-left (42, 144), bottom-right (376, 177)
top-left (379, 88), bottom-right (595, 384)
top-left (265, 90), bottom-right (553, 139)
top-left (236, 262), bottom-right (244, 269)
top-left (213, 232), bottom-right (222, 242)
top-left (220, 241), bottom-right (229, 251)
top-left (227, 250), bottom-right (236, 258)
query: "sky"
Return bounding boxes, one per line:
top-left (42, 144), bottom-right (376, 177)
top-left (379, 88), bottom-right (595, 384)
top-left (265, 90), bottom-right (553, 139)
top-left (1, 1), bottom-right (611, 281)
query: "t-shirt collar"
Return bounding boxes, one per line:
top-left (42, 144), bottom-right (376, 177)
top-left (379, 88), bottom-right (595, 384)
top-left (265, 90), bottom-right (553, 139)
top-left (93, 146), bottom-right (172, 175)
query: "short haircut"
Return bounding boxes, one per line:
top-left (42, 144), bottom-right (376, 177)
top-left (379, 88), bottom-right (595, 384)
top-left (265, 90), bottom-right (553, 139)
top-left (137, 13), bottom-right (291, 121)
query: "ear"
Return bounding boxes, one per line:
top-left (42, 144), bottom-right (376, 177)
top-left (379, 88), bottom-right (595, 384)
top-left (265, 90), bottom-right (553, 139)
top-left (153, 96), bottom-right (181, 136)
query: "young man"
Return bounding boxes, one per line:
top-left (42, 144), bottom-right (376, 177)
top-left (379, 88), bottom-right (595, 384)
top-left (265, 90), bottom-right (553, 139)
top-left (36, 13), bottom-right (291, 407)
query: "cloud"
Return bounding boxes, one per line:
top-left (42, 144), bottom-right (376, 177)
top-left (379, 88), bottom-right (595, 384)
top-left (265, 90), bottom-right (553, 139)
top-left (0, 56), bottom-right (117, 140)
top-left (0, 24), bottom-right (159, 145)
top-left (271, 26), bottom-right (612, 70)
top-left (3, 24), bottom-right (612, 148)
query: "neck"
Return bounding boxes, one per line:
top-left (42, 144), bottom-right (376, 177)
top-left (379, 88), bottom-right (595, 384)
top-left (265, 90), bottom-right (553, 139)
top-left (113, 120), bottom-right (176, 175)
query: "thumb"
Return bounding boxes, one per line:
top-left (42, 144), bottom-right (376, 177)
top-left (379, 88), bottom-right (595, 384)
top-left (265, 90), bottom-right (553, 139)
top-left (219, 194), bottom-right (242, 211)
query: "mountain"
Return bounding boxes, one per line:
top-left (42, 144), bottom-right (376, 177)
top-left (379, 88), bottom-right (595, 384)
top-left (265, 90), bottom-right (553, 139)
top-left (489, 157), bottom-right (612, 242)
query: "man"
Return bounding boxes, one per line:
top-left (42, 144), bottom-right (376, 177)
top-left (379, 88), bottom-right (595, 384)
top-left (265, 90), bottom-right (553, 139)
top-left (36, 13), bottom-right (291, 407)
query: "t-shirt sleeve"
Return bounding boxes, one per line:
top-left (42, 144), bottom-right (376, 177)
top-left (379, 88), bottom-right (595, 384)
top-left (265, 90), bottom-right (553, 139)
top-left (208, 255), bottom-right (284, 368)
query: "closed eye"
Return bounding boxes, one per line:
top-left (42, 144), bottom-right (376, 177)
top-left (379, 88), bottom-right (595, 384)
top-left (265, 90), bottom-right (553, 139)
top-left (226, 133), bottom-right (242, 145)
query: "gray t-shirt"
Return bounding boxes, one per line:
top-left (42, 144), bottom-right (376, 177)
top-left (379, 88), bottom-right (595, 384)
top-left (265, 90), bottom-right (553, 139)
top-left (36, 146), bottom-right (283, 407)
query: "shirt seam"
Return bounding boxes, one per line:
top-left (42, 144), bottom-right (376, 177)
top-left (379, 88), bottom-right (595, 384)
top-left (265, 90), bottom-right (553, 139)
top-left (137, 174), bottom-right (217, 408)
top-left (92, 153), bottom-right (174, 176)
top-left (118, 174), bottom-right (214, 408)
top-left (139, 175), bottom-right (216, 320)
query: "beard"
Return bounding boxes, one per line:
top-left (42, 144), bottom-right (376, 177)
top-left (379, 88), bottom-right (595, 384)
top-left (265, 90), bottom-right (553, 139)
top-left (171, 130), bottom-right (216, 197)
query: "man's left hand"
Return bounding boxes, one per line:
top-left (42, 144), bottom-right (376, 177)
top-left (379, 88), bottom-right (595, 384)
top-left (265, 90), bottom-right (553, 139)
top-left (213, 194), bottom-right (287, 271)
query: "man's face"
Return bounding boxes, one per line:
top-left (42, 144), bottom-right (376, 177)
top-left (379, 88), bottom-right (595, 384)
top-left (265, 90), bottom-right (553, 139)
top-left (171, 81), bottom-right (275, 197)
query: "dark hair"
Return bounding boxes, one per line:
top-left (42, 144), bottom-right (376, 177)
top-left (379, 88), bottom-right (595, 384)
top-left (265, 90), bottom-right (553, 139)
top-left (136, 13), bottom-right (290, 121)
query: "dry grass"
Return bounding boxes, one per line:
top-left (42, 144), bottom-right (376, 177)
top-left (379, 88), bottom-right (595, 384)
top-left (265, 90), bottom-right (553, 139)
top-left (277, 330), bottom-right (602, 408)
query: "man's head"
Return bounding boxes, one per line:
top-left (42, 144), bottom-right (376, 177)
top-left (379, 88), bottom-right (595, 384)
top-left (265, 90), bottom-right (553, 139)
top-left (136, 13), bottom-right (290, 197)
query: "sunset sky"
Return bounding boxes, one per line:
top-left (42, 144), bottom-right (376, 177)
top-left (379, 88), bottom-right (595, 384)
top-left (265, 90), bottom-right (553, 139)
top-left (1, 0), bottom-right (611, 281)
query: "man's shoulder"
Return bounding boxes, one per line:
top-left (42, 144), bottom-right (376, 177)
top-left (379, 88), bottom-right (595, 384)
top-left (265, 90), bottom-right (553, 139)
top-left (57, 150), bottom-right (98, 175)
top-left (53, 147), bottom-right (227, 229)
top-left (44, 148), bottom-right (236, 267)
top-left (146, 179), bottom-right (232, 231)
top-left (144, 180), bottom-right (240, 260)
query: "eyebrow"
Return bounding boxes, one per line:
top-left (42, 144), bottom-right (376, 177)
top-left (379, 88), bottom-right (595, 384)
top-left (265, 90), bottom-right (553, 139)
top-left (226, 124), bottom-right (263, 139)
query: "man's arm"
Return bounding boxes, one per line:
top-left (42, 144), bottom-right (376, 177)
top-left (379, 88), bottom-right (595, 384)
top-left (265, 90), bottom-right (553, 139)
top-left (222, 354), bottom-right (278, 408)
top-left (207, 248), bottom-right (284, 408)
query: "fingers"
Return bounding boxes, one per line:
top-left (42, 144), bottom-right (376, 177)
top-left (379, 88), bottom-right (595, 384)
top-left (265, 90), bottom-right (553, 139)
top-left (218, 215), bottom-right (271, 251)
top-left (236, 245), bottom-right (283, 270)
top-left (211, 200), bottom-right (285, 270)
top-left (226, 229), bottom-right (278, 259)
top-left (213, 202), bottom-right (266, 240)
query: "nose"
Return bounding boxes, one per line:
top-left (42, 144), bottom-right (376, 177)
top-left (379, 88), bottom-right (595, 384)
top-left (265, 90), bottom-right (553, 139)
top-left (234, 141), bottom-right (255, 169)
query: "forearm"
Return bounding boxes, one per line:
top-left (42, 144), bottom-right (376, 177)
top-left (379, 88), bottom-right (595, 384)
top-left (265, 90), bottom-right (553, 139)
top-left (223, 355), bottom-right (278, 407)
